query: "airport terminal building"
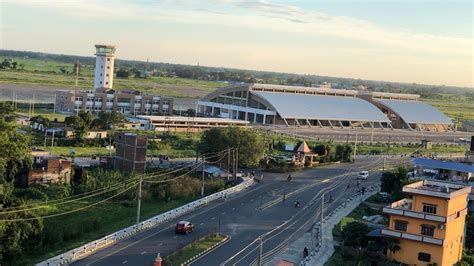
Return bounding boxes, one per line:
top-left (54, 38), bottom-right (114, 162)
top-left (196, 84), bottom-right (453, 132)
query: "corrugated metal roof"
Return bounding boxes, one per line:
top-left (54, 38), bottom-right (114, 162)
top-left (375, 99), bottom-right (452, 125)
top-left (252, 91), bottom-right (390, 122)
top-left (412, 158), bottom-right (474, 174)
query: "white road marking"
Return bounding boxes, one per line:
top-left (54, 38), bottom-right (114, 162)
top-left (222, 212), bottom-right (226, 215)
top-left (200, 223), bottom-right (204, 225)
top-left (250, 199), bottom-right (254, 202)
top-left (211, 217), bottom-right (216, 220)
top-left (122, 261), bottom-right (128, 264)
top-left (158, 243), bottom-right (163, 246)
top-left (141, 251), bottom-right (146, 255)
top-left (241, 202), bottom-right (244, 205)
top-left (173, 236), bottom-right (178, 239)
top-left (232, 207), bottom-right (235, 210)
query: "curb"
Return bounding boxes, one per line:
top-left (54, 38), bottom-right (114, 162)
top-left (181, 235), bottom-right (231, 266)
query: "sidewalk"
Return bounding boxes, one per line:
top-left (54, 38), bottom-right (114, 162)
top-left (269, 186), bottom-right (379, 266)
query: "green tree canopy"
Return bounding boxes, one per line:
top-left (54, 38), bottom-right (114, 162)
top-left (199, 127), bottom-right (265, 168)
top-left (380, 166), bottom-right (409, 200)
top-left (341, 221), bottom-right (370, 248)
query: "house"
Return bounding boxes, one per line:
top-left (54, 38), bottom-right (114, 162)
top-left (382, 180), bottom-right (471, 265)
top-left (28, 155), bottom-right (72, 186)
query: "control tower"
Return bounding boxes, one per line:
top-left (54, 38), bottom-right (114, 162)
top-left (94, 44), bottom-right (116, 90)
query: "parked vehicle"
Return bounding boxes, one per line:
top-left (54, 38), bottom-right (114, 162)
top-left (175, 221), bottom-right (194, 234)
top-left (357, 171), bottom-right (369, 180)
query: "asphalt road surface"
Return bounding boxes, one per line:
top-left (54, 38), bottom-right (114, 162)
top-left (72, 157), bottom-right (395, 266)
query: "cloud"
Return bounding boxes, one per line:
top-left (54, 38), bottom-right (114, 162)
top-left (6, 0), bottom-right (473, 58)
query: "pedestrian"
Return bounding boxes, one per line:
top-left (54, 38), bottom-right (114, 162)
top-left (346, 184), bottom-right (350, 190)
top-left (303, 246), bottom-right (309, 258)
top-left (282, 194), bottom-right (286, 204)
top-left (356, 181), bottom-right (359, 188)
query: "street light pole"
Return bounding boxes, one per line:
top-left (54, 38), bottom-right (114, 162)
top-left (136, 174), bottom-right (143, 227)
top-left (201, 155), bottom-right (205, 196)
top-left (353, 133), bottom-right (358, 163)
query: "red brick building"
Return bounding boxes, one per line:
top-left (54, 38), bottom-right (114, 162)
top-left (114, 132), bottom-right (147, 173)
top-left (28, 156), bottom-right (72, 186)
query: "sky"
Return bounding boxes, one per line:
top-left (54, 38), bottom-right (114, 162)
top-left (0, 0), bottom-right (473, 87)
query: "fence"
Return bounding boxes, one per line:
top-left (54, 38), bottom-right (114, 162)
top-left (37, 178), bottom-right (255, 266)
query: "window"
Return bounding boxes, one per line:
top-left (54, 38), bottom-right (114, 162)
top-left (421, 225), bottom-right (435, 236)
top-left (100, 81), bottom-right (103, 84)
top-left (106, 74), bottom-right (109, 77)
top-left (418, 252), bottom-right (431, 262)
top-left (107, 66), bottom-right (110, 69)
top-left (107, 58), bottom-right (110, 61)
top-left (422, 203), bottom-right (437, 214)
top-left (106, 82), bottom-right (109, 85)
top-left (100, 73), bottom-right (103, 76)
top-left (394, 220), bottom-right (407, 231)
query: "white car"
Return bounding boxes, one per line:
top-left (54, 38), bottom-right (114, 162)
top-left (357, 171), bottom-right (369, 180)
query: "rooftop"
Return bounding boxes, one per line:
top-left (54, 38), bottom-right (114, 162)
top-left (403, 180), bottom-right (471, 199)
top-left (374, 98), bottom-right (452, 125)
top-left (252, 91), bottom-right (390, 122)
top-left (412, 157), bottom-right (474, 174)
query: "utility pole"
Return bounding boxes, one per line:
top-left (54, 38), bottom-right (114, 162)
top-left (136, 174), bottom-right (143, 227)
top-left (233, 149), bottom-right (237, 180)
top-left (321, 192), bottom-right (324, 234)
top-left (44, 129), bottom-right (47, 148)
top-left (32, 94), bottom-right (35, 116)
top-left (227, 148), bottom-right (231, 180)
top-left (53, 92), bottom-right (56, 115)
top-left (201, 155), bottom-right (205, 196)
top-left (353, 133), bottom-right (358, 163)
top-left (258, 236), bottom-right (263, 266)
top-left (51, 130), bottom-right (55, 149)
top-left (383, 157), bottom-right (386, 172)
top-left (235, 148), bottom-right (239, 178)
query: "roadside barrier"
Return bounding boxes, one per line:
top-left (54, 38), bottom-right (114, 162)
top-left (36, 178), bottom-right (255, 266)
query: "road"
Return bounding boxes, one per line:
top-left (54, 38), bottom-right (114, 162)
top-left (72, 158), bottom-right (390, 266)
top-left (264, 125), bottom-right (472, 144)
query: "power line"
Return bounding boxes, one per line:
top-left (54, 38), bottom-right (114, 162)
top-left (0, 181), bottom-right (139, 222)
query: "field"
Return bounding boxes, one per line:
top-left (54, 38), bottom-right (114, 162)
top-left (425, 97), bottom-right (474, 124)
top-left (0, 56), bottom-right (223, 99)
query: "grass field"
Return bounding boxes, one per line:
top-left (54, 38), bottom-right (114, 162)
top-left (424, 97), bottom-right (474, 124)
top-left (165, 233), bottom-right (226, 266)
top-left (1, 55), bottom-right (223, 98)
top-left (21, 198), bottom-right (192, 265)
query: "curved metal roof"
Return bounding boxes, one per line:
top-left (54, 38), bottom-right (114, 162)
top-left (374, 99), bottom-right (452, 125)
top-left (252, 91), bottom-right (390, 122)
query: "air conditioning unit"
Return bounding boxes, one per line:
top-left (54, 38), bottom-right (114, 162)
top-left (438, 224), bottom-right (445, 230)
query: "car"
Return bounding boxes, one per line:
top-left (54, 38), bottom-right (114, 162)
top-left (175, 221), bottom-right (194, 234)
top-left (357, 171), bottom-right (369, 180)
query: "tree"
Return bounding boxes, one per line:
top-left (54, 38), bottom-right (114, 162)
top-left (78, 111), bottom-right (93, 130)
top-left (341, 221), bottom-right (370, 248)
top-left (380, 167), bottom-right (408, 200)
top-left (95, 111), bottom-right (124, 130)
top-left (386, 238), bottom-right (401, 255)
top-left (30, 115), bottom-right (50, 128)
top-left (0, 104), bottom-right (41, 262)
top-left (199, 127), bottom-right (265, 168)
top-left (465, 214), bottom-right (474, 249)
top-left (335, 144), bottom-right (353, 162)
top-left (116, 69), bottom-right (130, 78)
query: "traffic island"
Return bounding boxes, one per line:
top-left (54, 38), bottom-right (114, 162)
top-left (164, 233), bottom-right (229, 266)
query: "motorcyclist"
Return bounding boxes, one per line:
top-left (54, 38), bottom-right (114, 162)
top-left (294, 199), bottom-right (300, 207)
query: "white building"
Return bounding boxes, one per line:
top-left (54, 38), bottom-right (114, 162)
top-left (94, 44), bottom-right (116, 90)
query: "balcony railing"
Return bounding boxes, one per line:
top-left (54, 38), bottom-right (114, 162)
top-left (381, 229), bottom-right (443, 246)
top-left (383, 198), bottom-right (446, 223)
